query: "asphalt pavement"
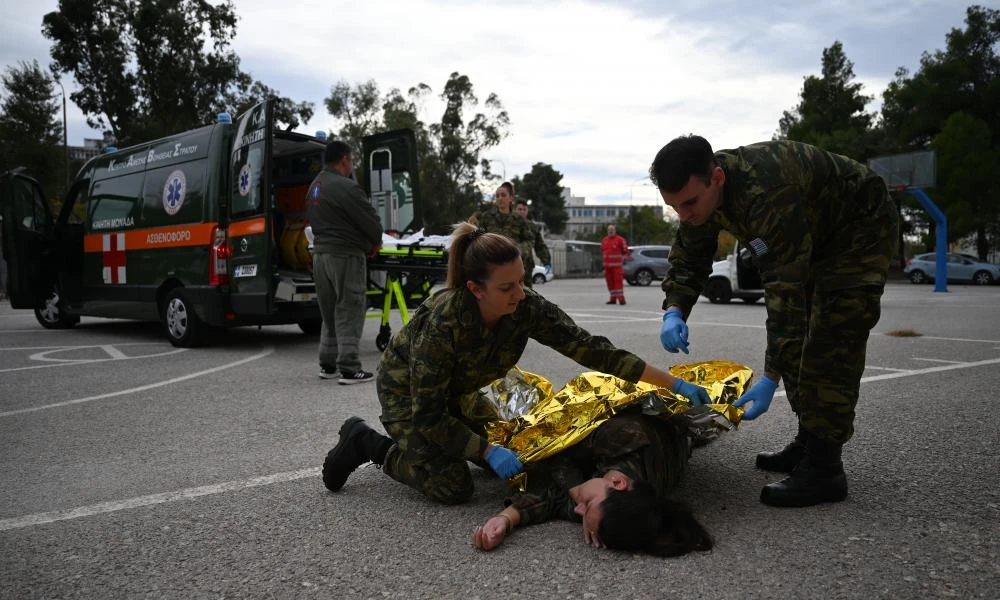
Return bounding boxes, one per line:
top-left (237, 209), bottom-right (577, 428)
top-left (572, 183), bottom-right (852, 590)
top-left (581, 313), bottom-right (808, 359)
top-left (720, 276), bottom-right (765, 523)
top-left (1, 279), bottom-right (998, 599)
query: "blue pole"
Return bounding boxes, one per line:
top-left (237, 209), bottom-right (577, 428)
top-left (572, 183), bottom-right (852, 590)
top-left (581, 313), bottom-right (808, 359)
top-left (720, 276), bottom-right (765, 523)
top-left (911, 189), bottom-right (948, 293)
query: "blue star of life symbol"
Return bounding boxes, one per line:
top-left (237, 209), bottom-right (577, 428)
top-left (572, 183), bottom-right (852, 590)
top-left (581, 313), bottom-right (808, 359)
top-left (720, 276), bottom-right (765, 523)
top-left (166, 178), bottom-right (182, 208)
top-left (240, 170), bottom-right (250, 193)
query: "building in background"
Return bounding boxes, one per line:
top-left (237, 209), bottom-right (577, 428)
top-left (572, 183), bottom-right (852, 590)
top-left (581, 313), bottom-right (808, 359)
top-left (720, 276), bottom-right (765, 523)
top-left (561, 188), bottom-right (664, 239)
top-left (67, 138), bottom-right (105, 162)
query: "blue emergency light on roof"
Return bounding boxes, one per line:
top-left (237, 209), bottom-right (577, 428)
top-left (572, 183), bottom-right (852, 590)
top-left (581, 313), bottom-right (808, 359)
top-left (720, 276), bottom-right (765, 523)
top-left (315, 130), bottom-right (328, 141)
top-left (217, 112), bottom-right (233, 124)
top-left (104, 146), bottom-right (118, 153)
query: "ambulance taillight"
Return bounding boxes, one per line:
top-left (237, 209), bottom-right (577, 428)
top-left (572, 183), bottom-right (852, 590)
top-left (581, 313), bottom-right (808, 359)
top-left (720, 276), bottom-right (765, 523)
top-left (209, 227), bottom-right (231, 286)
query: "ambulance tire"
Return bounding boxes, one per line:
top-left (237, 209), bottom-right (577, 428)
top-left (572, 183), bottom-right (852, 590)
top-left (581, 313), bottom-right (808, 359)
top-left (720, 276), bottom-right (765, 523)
top-left (298, 319), bottom-right (322, 335)
top-left (34, 287), bottom-right (79, 329)
top-left (162, 289), bottom-right (205, 347)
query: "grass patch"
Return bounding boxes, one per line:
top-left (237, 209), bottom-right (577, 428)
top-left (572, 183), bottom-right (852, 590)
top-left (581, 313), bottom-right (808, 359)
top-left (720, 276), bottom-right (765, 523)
top-left (885, 329), bottom-right (923, 337)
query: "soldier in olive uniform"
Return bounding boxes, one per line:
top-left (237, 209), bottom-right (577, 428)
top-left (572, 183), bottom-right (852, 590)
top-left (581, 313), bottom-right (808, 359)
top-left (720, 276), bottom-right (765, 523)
top-left (472, 413), bottom-right (711, 556)
top-left (650, 135), bottom-right (898, 508)
top-left (514, 199), bottom-right (552, 285)
top-left (471, 182), bottom-right (542, 287)
top-left (321, 222), bottom-right (712, 505)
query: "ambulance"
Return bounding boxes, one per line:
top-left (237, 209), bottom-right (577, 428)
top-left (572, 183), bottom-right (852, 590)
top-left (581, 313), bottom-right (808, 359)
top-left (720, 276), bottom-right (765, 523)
top-left (1, 100), bottom-right (422, 346)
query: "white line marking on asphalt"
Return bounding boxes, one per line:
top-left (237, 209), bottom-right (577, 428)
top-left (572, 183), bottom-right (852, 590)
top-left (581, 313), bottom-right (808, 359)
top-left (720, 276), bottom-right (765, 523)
top-left (864, 366), bottom-right (912, 372)
top-left (0, 345), bottom-right (274, 418)
top-left (0, 467), bottom-right (320, 532)
top-left (4, 353), bottom-right (999, 531)
top-left (0, 343), bottom-right (169, 351)
top-left (99, 345), bottom-right (129, 360)
top-left (912, 357), bottom-right (967, 364)
top-left (0, 346), bottom-right (187, 373)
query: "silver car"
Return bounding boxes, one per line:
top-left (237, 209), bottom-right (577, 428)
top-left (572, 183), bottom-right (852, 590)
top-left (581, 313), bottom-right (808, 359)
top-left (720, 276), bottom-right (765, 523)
top-left (623, 245), bottom-right (671, 286)
top-left (904, 252), bottom-right (1000, 285)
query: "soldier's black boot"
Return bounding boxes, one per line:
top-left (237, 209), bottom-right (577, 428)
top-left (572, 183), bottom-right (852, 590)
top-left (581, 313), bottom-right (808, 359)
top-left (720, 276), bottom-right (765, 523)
top-left (760, 432), bottom-right (847, 508)
top-left (322, 417), bottom-right (393, 492)
top-left (755, 425), bottom-right (807, 473)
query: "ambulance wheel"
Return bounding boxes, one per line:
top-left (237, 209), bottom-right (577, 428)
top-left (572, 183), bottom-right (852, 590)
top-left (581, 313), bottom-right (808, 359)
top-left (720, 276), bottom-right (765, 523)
top-left (34, 287), bottom-right (79, 329)
top-left (298, 319), bottom-right (322, 335)
top-left (162, 289), bottom-right (204, 347)
top-left (376, 325), bottom-right (392, 351)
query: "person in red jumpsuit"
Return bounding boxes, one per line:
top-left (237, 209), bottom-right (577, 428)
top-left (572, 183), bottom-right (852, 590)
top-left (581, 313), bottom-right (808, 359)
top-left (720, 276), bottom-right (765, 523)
top-left (601, 224), bottom-right (629, 305)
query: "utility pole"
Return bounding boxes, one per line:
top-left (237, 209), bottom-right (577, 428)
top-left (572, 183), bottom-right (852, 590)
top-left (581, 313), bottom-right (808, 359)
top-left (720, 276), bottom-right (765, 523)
top-left (56, 81), bottom-right (68, 196)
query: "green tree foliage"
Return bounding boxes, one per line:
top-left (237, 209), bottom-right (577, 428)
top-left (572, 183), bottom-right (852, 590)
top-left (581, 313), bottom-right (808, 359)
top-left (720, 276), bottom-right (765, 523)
top-left (880, 5), bottom-right (999, 258)
top-left (509, 163), bottom-right (568, 234)
top-left (776, 41), bottom-right (876, 160)
top-left (324, 73), bottom-right (509, 232)
top-left (0, 60), bottom-right (66, 195)
top-left (42, 0), bottom-right (312, 145)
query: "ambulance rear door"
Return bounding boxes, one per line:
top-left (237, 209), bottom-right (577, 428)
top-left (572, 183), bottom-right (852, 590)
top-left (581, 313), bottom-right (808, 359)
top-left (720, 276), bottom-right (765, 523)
top-left (228, 100), bottom-right (274, 315)
top-left (361, 129), bottom-right (421, 233)
top-left (0, 171), bottom-right (55, 309)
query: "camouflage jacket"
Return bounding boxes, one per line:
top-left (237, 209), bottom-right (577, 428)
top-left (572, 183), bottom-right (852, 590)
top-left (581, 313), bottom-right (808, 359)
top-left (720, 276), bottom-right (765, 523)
top-left (505, 414), bottom-right (690, 526)
top-left (471, 206), bottom-right (541, 267)
top-left (377, 287), bottom-right (647, 461)
top-left (661, 140), bottom-right (892, 376)
top-left (526, 220), bottom-right (551, 266)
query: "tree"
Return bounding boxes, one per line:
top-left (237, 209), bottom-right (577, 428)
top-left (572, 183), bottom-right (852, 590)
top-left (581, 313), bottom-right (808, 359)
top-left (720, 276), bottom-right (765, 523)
top-left (42, 0), bottom-right (312, 145)
top-left (881, 5), bottom-right (1000, 151)
top-left (324, 73), bottom-right (510, 231)
top-left (0, 60), bottom-right (65, 195)
top-left (615, 206), bottom-right (677, 246)
top-left (776, 41), bottom-right (876, 160)
top-left (509, 163), bottom-right (568, 234)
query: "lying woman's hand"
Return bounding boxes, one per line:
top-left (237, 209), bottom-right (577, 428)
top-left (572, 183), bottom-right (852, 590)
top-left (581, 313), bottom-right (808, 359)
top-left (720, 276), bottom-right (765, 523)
top-left (471, 515), bottom-right (510, 551)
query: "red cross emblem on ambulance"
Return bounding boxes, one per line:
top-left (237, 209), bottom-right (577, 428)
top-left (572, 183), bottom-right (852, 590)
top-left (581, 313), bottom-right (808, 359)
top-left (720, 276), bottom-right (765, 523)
top-left (102, 233), bottom-right (127, 284)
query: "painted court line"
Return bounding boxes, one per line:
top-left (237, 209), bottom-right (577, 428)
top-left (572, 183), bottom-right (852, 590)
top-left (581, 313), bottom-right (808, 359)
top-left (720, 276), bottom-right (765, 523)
top-left (0, 467), bottom-right (319, 532)
top-left (0, 345), bottom-right (275, 418)
top-left (864, 366), bottom-right (912, 372)
top-left (912, 357), bottom-right (967, 365)
top-left (4, 354), bottom-right (999, 531)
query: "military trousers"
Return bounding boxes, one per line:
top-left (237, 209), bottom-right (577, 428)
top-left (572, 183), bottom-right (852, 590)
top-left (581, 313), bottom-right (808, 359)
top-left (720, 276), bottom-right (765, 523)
top-left (379, 392), bottom-right (499, 505)
top-left (774, 192), bottom-right (898, 445)
top-left (312, 252), bottom-right (367, 373)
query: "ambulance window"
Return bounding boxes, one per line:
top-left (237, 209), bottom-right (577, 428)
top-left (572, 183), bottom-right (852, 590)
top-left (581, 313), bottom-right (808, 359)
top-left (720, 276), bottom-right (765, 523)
top-left (12, 177), bottom-right (48, 231)
top-left (231, 146), bottom-right (263, 215)
top-left (89, 173), bottom-right (141, 230)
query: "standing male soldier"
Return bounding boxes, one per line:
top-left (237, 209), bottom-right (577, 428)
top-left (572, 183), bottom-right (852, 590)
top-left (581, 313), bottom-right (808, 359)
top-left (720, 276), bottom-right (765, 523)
top-left (307, 140), bottom-right (383, 384)
top-left (601, 225), bottom-right (629, 305)
top-left (650, 135), bottom-right (897, 508)
top-left (514, 199), bottom-right (552, 286)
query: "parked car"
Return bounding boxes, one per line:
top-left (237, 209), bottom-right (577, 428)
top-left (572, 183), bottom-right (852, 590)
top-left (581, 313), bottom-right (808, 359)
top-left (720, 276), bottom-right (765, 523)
top-left (703, 241), bottom-right (764, 304)
top-left (532, 264), bottom-right (554, 284)
top-left (903, 253), bottom-right (1000, 285)
top-left (623, 245), bottom-right (671, 286)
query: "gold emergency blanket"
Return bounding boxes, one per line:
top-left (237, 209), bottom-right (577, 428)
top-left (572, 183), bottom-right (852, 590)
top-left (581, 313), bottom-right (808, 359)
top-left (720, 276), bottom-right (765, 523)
top-left (484, 361), bottom-right (753, 464)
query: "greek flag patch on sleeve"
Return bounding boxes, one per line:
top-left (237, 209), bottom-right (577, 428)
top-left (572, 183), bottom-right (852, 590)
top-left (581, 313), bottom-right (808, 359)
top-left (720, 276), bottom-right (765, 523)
top-left (748, 238), bottom-right (769, 256)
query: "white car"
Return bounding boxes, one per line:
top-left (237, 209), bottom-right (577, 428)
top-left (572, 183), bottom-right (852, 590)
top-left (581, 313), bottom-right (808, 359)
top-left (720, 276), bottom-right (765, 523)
top-left (703, 242), bottom-right (764, 304)
top-left (532, 265), bottom-right (554, 284)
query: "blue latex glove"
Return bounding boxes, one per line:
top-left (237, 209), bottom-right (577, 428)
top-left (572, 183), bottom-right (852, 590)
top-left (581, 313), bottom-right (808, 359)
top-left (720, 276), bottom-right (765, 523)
top-left (733, 376), bottom-right (779, 420)
top-left (544, 264), bottom-right (552, 274)
top-left (671, 378), bottom-right (711, 407)
top-left (485, 445), bottom-right (524, 479)
top-left (660, 307), bottom-right (689, 354)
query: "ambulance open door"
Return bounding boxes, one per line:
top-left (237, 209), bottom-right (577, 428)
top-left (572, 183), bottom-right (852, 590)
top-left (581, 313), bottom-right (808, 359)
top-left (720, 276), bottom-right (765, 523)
top-left (361, 129), bottom-right (421, 234)
top-left (0, 171), bottom-right (54, 309)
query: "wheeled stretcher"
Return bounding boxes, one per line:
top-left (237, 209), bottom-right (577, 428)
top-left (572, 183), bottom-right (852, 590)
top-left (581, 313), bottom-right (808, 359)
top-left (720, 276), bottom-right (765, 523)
top-left (366, 243), bottom-right (448, 350)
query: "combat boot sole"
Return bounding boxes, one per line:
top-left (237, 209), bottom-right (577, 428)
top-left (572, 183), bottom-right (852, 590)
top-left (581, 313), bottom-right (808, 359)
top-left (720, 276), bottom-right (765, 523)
top-left (755, 441), bottom-right (806, 473)
top-left (322, 417), bottom-right (370, 492)
top-left (760, 470), bottom-right (848, 508)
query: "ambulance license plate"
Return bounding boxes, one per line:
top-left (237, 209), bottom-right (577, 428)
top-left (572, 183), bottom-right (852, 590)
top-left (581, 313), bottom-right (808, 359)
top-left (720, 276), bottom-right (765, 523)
top-left (234, 264), bottom-right (258, 278)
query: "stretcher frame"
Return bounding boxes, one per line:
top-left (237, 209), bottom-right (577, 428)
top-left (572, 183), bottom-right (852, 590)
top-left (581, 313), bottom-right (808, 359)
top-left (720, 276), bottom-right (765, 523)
top-left (366, 244), bottom-right (448, 350)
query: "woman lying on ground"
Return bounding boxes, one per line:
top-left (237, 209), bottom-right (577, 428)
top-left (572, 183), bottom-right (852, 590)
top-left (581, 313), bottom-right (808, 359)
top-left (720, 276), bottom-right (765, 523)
top-left (322, 223), bottom-right (711, 505)
top-left (472, 413), bottom-right (712, 557)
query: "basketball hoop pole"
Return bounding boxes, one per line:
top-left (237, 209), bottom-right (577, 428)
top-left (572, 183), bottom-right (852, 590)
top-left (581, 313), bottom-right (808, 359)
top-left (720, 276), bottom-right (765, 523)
top-left (910, 188), bottom-right (949, 293)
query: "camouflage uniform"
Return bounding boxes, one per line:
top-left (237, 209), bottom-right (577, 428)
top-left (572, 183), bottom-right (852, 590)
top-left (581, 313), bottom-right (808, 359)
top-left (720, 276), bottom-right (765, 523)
top-left (505, 414), bottom-right (690, 525)
top-left (471, 206), bottom-right (542, 287)
top-left (377, 287), bottom-right (646, 505)
top-left (662, 141), bottom-right (898, 445)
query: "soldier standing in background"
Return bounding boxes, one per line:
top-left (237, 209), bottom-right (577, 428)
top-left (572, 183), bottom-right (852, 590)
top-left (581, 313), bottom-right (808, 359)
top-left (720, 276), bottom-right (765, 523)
top-left (513, 199), bottom-right (552, 286)
top-left (320, 222), bottom-right (711, 505)
top-left (470, 182), bottom-right (540, 287)
top-left (601, 224), bottom-right (629, 305)
top-left (306, 140), bottom-right (383, 384)
top-left (651, 135), bottom-right (897, 508)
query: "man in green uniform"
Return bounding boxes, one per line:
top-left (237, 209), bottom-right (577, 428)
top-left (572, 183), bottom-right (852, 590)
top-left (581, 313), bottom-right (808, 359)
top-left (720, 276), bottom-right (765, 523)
top-left (471, 182), bottom-right (541, 287)
top-left (514, 199), bottom-right (552, 285)
top-left (650, 135), bottom-right (897, 508)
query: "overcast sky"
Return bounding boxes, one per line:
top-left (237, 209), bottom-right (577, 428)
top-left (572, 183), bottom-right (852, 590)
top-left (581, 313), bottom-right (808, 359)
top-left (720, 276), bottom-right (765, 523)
top-left (0, 0), bottom-right (981, 205)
